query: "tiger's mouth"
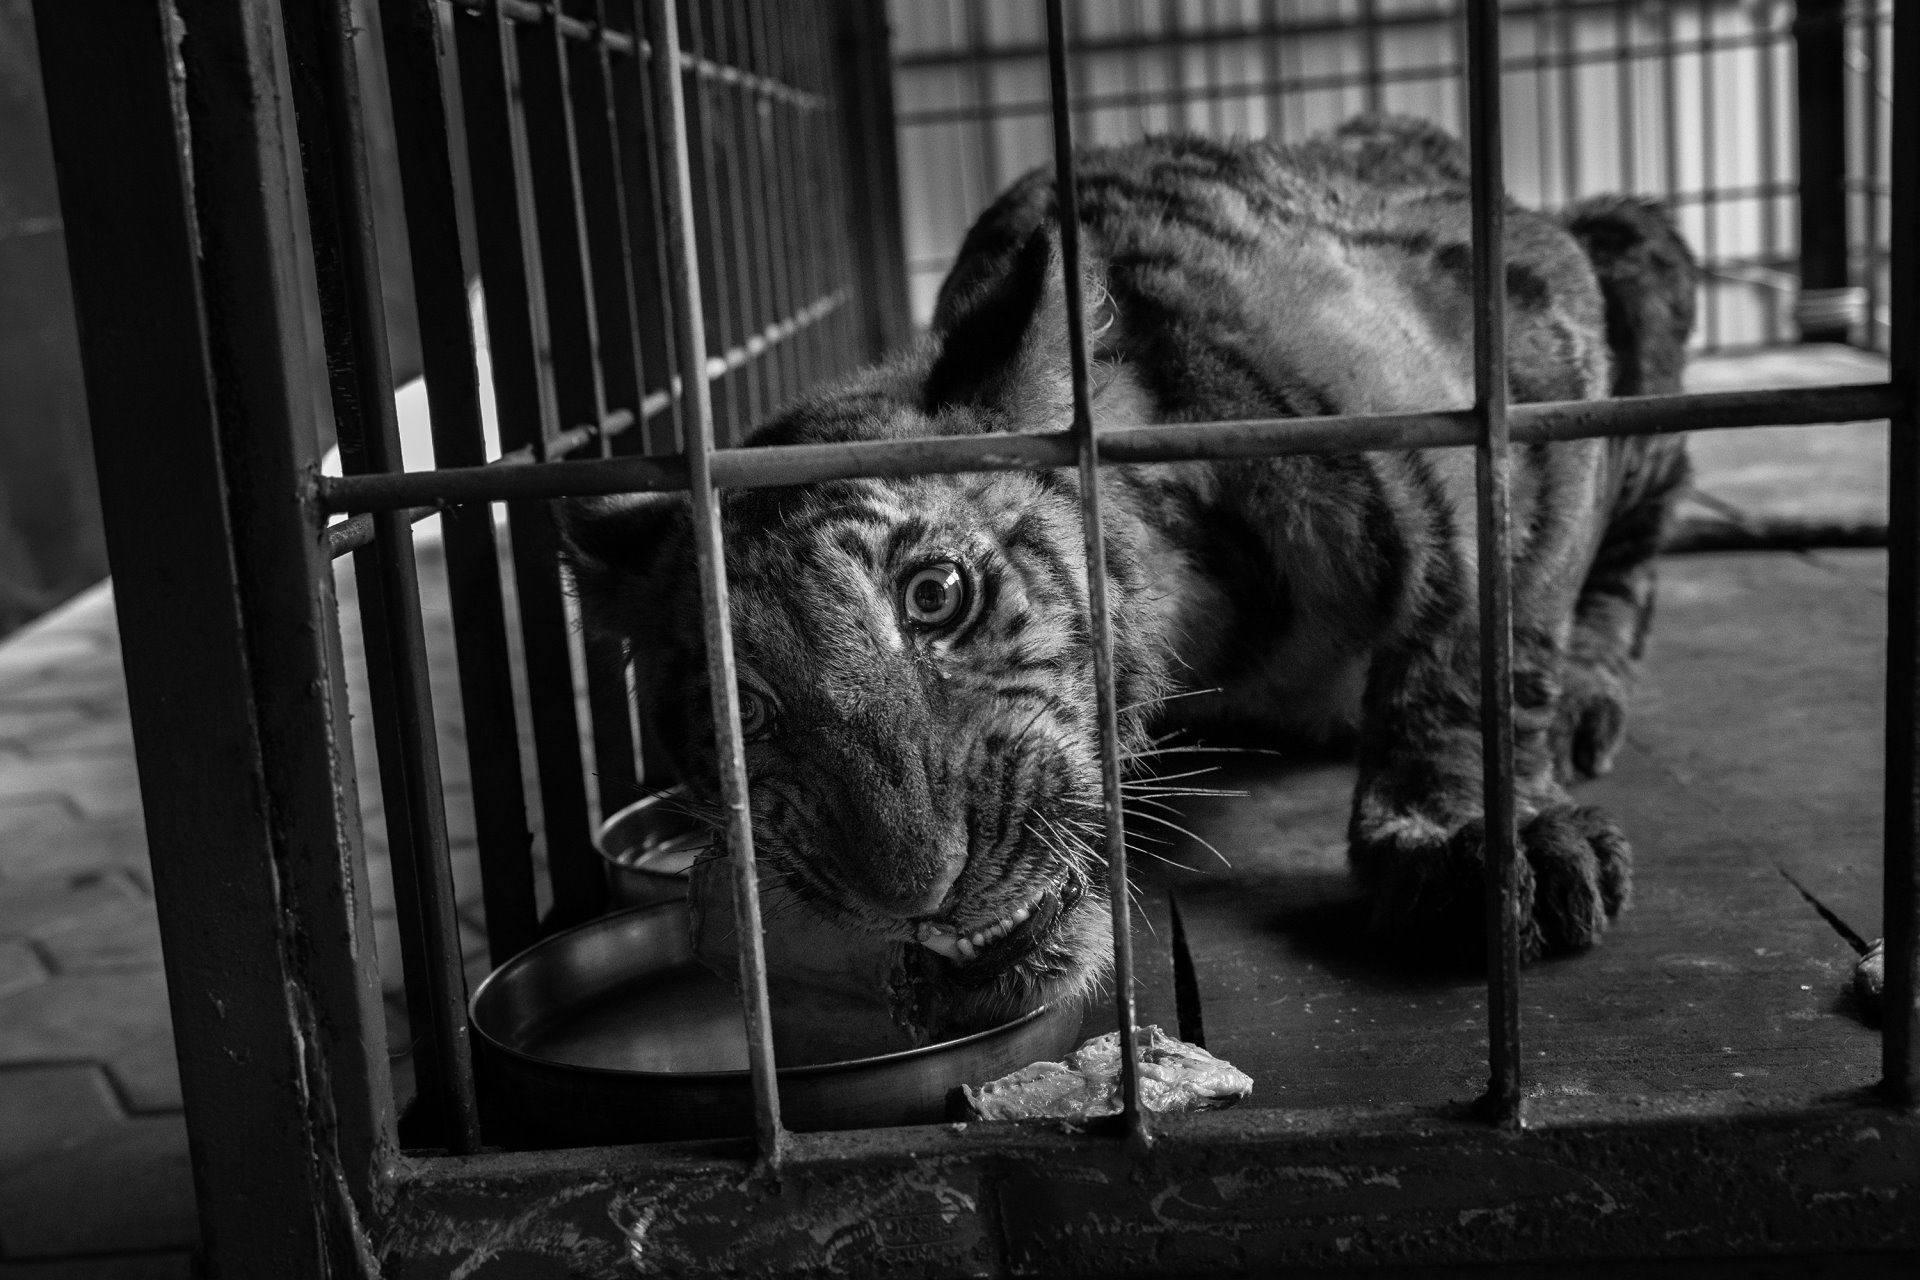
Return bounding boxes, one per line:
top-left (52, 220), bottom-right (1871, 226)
top-left (910, 873), bottom-right (1088, 980)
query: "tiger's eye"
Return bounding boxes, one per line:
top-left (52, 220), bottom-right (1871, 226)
top-left (737, 689), bottom-right (772, 737)
top-left (903, 561), bottom-right (967, 629)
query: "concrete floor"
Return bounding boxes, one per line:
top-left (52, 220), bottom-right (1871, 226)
top-left (0, 345), bottom-right (1893, 1275)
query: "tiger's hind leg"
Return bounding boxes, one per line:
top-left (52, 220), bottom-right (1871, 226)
top-left (1554, 196), bottom-right (1698, 781)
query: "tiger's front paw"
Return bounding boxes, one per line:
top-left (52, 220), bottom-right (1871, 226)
top-left (1353, 804), bottom-right (1632, 964)
top-left (1552, 662), bottom-right (1630, 782)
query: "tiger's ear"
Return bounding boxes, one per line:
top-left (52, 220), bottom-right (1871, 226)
top-left (924, 226), bottom-right (1113, 421)
top-left (557, 492), bottom-right (688, 636)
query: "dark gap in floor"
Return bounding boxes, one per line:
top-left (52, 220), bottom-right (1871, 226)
top-left (1168, 889), bottom-right (1205, 1049)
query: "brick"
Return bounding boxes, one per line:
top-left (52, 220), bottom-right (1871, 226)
top-left (0, 757), bottom-right (142, 820)
top-left (0, 1066), bottom-right (124, 1180)
top-left (105, 1030), bottom-right (182, 1115)
top-left (0, 971), bottom-right (171, 1065)
top-left (21, 716), bottom-right (135, 758)
top-left (0, 707), bottom-right (88, 754)
top-left (0, 944), bottom-right (43, 1000)
top-left (33, 899), bottom-right (164, 974)
top-left (0, 816), bottom-right (150, 882)
top-left (0, 1253), bottom-right (195, 1279)
top-left (0, 1114), bottom-right (196, 1258)
top-left (0, 668), bottom-right (128, 712)
top-left (0, 870), bottom-right (138, 939)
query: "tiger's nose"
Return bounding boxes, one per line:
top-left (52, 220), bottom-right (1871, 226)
top-left (849, 824), bottom-right (969, 919)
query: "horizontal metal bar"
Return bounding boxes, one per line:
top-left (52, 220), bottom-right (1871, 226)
top-left (895, 31), bottom-right (1786, 128)
top-left (445, 0), bottom-right (633, 53)
top-left (317, 381), bottom-right (1903, 513)
top-left (893, 0), bottom-right (1698, 69)
top-left (442, 0), bottom-right (822, 109)
top-left (703, 288), bottom-right (848, 379)
top-left (323, 405), bottom-right (642, 558)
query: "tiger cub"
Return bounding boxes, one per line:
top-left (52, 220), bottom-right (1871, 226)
top-left (565, 116), bottom-right (1696, 1040)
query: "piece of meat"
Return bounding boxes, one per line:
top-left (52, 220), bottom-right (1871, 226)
top-left (962, 1025), bottom-right (1252, 1121)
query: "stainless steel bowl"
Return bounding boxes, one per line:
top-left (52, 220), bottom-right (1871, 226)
top-left (470, 900), bottom-right (1083, 1148)
top-left (596, 790), bottom-right (704, 907)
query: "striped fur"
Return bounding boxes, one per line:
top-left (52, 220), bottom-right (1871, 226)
top-left (565, 117), bottom-right (1696, 1034)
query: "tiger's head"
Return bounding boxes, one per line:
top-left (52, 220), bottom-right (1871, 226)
top-left (564, 231), bottom-right (1171, 1035)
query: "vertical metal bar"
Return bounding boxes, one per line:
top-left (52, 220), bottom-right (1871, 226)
top-left (1557, 0), bottom-right (1580, 206)
top-left (1361, 0), bottom-right (1384, 115)
top-left (610, 0), bottom-right (684, 456)
top-left (1861, 0), bottom-right (1883, 353)
top-left (835, 0), bottom-right (915, 360)
top-left (1797, 0), bottom-right (1852, 341)
top-left (378, 0), bottom-right (540, 969)
top-left (1466, 0), bottom-right (1523, 1126)
top-left (729, 4), bottom-right (788, 405)
top-left (1882, 0), bottom-right (1918, 1109)
top-left (1045, 0), bottom-right (1148, 1149)
top-left (1700, 0), bottom-right (1722, 346)
top-left (679, 2), bottom-right (742, 443)
top-left (1759, 3), bottom-right (1783, 344)
top-left (535, 0), bottom-right (644, 814)
top-left (699, 3), bottom-right (767, 424)
top-left (966, 0), bottom-right (1002, 196)
top-left (284, 0), bottom-right (480, 1154)
top-left (746, 8), bottom-right (805, 398)
top-left (1616, 2), bottom-right (1637, 193)
top-left (647, 0), bottom-right (784, 1163)
top-left (33, 2), bottom-right (390, 1265)
top-left (453, 1), bottom-right (606, 927)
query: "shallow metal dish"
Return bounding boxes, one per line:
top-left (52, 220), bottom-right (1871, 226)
top-left (596, 790), bottom-right (703, 907)
top-left (470, 900), bottom-right (1083, 1148)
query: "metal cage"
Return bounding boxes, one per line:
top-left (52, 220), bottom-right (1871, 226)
top-left (27, 0), bottom-right (1919, 1275)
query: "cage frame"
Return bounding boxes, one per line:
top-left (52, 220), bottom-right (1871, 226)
top-left (27, 0), bottom-right (1920, 1275)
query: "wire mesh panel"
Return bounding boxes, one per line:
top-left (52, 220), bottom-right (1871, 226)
top-left (891, 0), bottom-right (1898, 354)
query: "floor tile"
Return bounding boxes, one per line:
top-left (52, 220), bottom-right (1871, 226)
top-left (0, 870), bottom-right (138, 940)
top-left (104, 1031), bottom-right (182, 1115)
top-left (0, 758), bottom-right (142, 820)
top-left (0, 971), bottom-right (171, 1065)
top-left (0, 1065), bottom-right (124, 1180)
top-left (0, 817), bottom-right (149, 882)
top-left (0, 1115), bottom-right (196, 1258)
top-left (0, 1252), bottom-right (195, 1279)
top-left (0, 943), bottom-right (44, 1000)
top-left (33, 899), bottom-right (164, 974)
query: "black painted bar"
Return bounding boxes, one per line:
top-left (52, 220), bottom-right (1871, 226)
top-left (1466, 0), bottom-right (1524, 1126)
top-left (284, 0), bottom-right (479, 1152)
top-left (1045, 0), bottom-right (1147, 1146)
top-left (1883, 0), bottom-right (1917, 1108)
top-left (646, 0), bottom-right (786, 1165)
top-left (318, 381), bottom-right (1905, 514)
top-left (377, 0), bottom-right (541, 969)
top-left (453, 1), bottom-right (606, 928)
top-left (1796, 0), bottom-right (1852, 342)
top-left (35, 0), bottom-right (393, 1264)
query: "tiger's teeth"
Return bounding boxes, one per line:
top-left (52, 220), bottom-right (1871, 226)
top-left (1012, 905), bottom-right (1032, 924)
top-left (956, 937), bottom-right (977, 960)
top-left (915, 923), bottom-right (965, 960)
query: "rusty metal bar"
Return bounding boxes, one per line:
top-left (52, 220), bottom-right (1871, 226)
top-left (608, 0), bottom-right (683, 457)
top-left (377, 0), bottom-right (541, 970)
top-left (446, 0), bottom-right (633, 51)
top-left (32, 0), bottom-right (392, 1263)
top-left (1045, 0), bottom-right (1147, 1148)
top-left (285, 0), bottom-right (480, 1153)
top-left (647, 0), bottom-right (785, 1164)
top-left (1883, 0), bottom-right (1918, 1108)
top-left (1467, 0), bottom-right (1524, 1126)
top-left (319, 380), bottom-right (1903, 513)
top-left (453, 0), bottom-right (606, 928)
top-left (1798, 0), bottom-right (1853, 342)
